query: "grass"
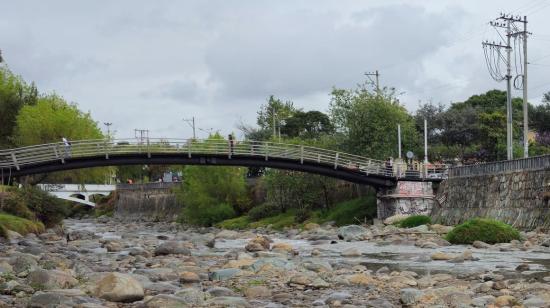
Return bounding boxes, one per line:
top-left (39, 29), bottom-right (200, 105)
top-left (216, 216), bottom-right (251, 229)
top-left (0, 213), bottom-right (45, 237)
top-left (445, 218), bottom-right (521, 244)
top-left (249, 210), bottom-right (297, 230)
top-left (396, 215), bottom-right (432, 228)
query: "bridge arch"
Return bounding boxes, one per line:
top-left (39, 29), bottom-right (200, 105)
top-left (0, 139), bottom-right (445, 188)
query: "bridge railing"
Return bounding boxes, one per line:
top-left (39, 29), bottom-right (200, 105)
top-left (448, 154), bottom-right (550, 178)
top-left (0, 138), bottom-right (448, 180)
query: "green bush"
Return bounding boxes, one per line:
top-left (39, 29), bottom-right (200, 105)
top-left (294, 208), bottom-right (310, 223)
top-left (16, 186), bottom-right (70, 228)
top-left (93, 192), bottom-right (116, 217)
top-left (247, 203), bottom-right (281, 221)
top-left (216, 216), bottom-right (251, 230)
top-left (249, 211), bottom-right (297, 230)
top-left (398, 215), bottom-right (432, 228)
top-left (0, 213), bottom-right (45, 236)
top-left (181, 202), bottom-right (236, 227)
top-left (0, 223), bottom-right (7, 239)
top-left (313, 196), bottom-right (377, 226)
top-left (445, 218), bottom-right (521, 244)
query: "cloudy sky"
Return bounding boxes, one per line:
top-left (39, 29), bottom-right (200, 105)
top-left (1, 0), bottom-right (549, 139)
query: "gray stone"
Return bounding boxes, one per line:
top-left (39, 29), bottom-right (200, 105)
top-left (400, 288), bottom-right (423, 305)
top-left (154, 241), bottom-right (191, 256)
top-left (175, 288), bottom-right (207, 305)
top-left (94, 272), bottom-right (144, 303)
top-left (472, 240), bottom-right (491, 249)
top-left (471, 295), bottom-right (496, 307)
top-left (206, 296), bottom-right (251, 307)
top-left (207, 286), bottom-right (236, 297)
top-left (67, 230), bottom-right (97, 241)
top-left (26, 269), bottom-right (78, 290)
top-left (144, 294), bottom-right (189, 308)
top-left (9, 253), bottom-right (38, 273)
top-left (337, 225), bottom-right (370, 241)
top-left (209, 268), bottom-right (240, 281)
top-left (523, 296), bottom-right (547, 308)
top-left (366, 298), bottom-right (395, 307)
top-left (28, 292), bottom-right (74, 308)
top-left (325, 292), bottom-right (352, 304)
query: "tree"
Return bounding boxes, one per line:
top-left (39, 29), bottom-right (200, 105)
top-left (414, 101), bottom-right (445, 144)
top-left (13, 94), bottom-right (109, 183)
top-left (281, 110), bottom-right (334, 139)
top-left (0, 67), bottom-right (38, 148)
top-left (256, 95), bottom-right (298, 135)
top-left (176, 135), bottom-right (251, 226)
top-left (329, 84), bottom-right (419, 159)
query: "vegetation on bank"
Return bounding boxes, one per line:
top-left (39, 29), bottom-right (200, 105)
top-left (396, 215), bottom-right (432, 228)
top-left (445, 218), bottom-right (521, 244)
top-left (0, 213), bottom-right (45, 237)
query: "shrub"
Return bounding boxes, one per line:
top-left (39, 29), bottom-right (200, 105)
top-left (445, 218), bottom-right (521, 244)
top-left (247, 203), bottom-right (281, 221)
top-left (216, 216), bottom-right (251, 230)
top-left (249, 211), bottom-right (297, 230)
top-left (294, 208), bottom-right (310, 223)
top-left (94, 192), bottom-right (116, 217)
top-left (398, 215), bottom-right (432, 228)
top-left (314, 196), bottom-right (377, 226)
top-left (1, 192), bottom-right (35, 220)
top-left (0, 213), bottom-right (45, 236)
top-left (16, 186), bottom-right (70, 228)
top-left (0, 223), bottom-right (7, 239)
top-left (181, 202), bottom-right (236, 227)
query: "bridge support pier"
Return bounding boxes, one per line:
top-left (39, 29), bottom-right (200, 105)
top-left (376, 181), bottom-right (435, 220)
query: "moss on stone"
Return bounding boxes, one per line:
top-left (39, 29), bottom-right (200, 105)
top-left (397, 215), bottom-right (432, 228)
top-left (445, 218), bottom-right (521, 244)
top-left (0, 213), bottom-right (45, 236)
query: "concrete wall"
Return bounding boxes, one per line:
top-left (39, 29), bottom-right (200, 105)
top-left (377, 181), bottom-right (435, 219)
top-left (432, 169), bottom-right (550, 229)
top-left (114, 183), bottom-right (182, 222)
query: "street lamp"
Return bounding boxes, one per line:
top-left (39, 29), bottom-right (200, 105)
top-left (103, 122), bottom-right (112, 140)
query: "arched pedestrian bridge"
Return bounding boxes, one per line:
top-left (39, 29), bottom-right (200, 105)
top-left (0, 138), bottom-right (447, 188)
top-left (36, 183), bottom-right (115, 207)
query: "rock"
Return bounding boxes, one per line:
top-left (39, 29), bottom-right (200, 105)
top-left (366, 298), bottom-right (395, 307)
top-left (9, 253), bottom-right (38, 273)
top-left (128, 247), bottom-right (151, 257)
top-left (175, 288), bottom-right (207, 305)
top-left (215, 230), bottom-right (240, 239)
top-left (245, 235), bottom-right (271, 252)
top-left (244, 286), bottom-right (271, 298)
top-left (400, 288), bottom-right (424, 305)
top-left (409, 224), bottom-right (430, 233)
top-left (376, 266), bottom-right (390, 275)
top-left (431, 252), bottom-right (454, 260)
top-left (134, 268), bottom-right (179, 282)
top-left (523, 296), bottom-right (547, 307)
top-left (271, 242), bottom-right (294, 253)
top-left (0, 262), bottom-right (13, 275)
top-left (206, 296), bottom-right (251, 308)
top-left (429, 224), bottom-right (453, 234)
top-left (492, 280), bottom-right (507, 290)
top-left (154, 241), bottom-right (191, 256)
top-left (448, 255), bottom-right (464, 263)
top-left (471, 295), bottom-right (496, 307)
top-left (420, 241), bottom-right (439, 249)
top-left (26, 269), bottom-right (78, 290)
top-left (311, 278), bottom-right (330, 288)
top-left (383, 214), bottom-right (409, 225)
top-left (347, 273), bottom-right (372, 286)
top-left (289, 274), bottom-right (312, 286)
top-left (494, 295), bottom-right (517, 307)
top-left (325, 292), bottom-right (352, 305)
top-left (224, 258), bottom-right (256, 269)
top-left (341, 247), bottom-right (361, 257)
top-left (303, 223), bottom-right (320, 231)
top-left (67, 230), bottom-right (97, 241)
top-left (462, 249), bottom-right (474, 260)
top-left (516, 263), bottom-right (530, 271)
top-left (94, 272), bottom-right (144, 303)
top-left (388, 275), bottom-right (417, 286)
top-left (103, 241), bottom-right (122, 252)
top-left (209, 268), bottom-right (241, 281)
top-left (143, 294), bottom-right (189, 308)
top-left (207, 286), bottom-right (236, 297)
top-left (28, 292), bottom-right (74, 307)
top-left (0, 280), bottom-right (33, 295)
top-left (337, 225), bottom-right (370, 241)
top-left (179, 271), bottom-right (200, 283)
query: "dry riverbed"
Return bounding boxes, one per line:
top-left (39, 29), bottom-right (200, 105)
top-left (0, 218), bottom-right (549, 307)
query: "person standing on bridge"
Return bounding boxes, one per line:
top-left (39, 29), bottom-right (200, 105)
top-left (385, 157), bottom-right (393, 176)
top-left (62, 137), bottom-right (72, 158)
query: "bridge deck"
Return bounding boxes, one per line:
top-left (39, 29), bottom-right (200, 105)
top-left (0, 138), bottom-right (447, 187)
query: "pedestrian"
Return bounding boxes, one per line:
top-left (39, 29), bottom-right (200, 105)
top-left (62, 137), bottom-right (72, 158)
top-left (228, 134), bottom-right (235, 155)
top-left (385, 157), bottom-right (393, 176)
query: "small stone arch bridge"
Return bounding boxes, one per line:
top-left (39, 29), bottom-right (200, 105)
top-left (0, 138), bottom-right (447, 188)
top-left (36, 183), bottom-right (115, 207)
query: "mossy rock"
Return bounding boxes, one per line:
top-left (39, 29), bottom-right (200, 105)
top-left (445, 218), bottom-right (521, 244)
top-left (0, 213), bottom-right (45, 236)
top-left (397, 215), bottom-right (431, 228)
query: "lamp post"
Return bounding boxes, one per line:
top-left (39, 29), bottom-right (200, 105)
top-left (183, 117), bottom-right (196, 140)
top-left (103, 122), bottom-right (112, 140)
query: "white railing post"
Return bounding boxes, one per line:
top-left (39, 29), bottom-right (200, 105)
top-left (300, 146), bottom-right (304, 164)
top-left (265, 143), bottom-right (269, 161)
top-left (334, 152), bottom-right (339, 169)
top-left (187, 140), bottom-right (192, 158)
top-left (104, 139), bottom-right (109, 159)
top-left (146, 137), bottom-right (151, 158)
top-left (10, 152), bottom-right (20, 170)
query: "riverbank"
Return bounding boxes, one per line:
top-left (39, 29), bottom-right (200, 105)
top-left (0, 217), bottom-right (549, 307)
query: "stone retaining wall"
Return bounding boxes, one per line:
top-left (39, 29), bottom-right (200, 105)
top-left (432, 169), bottom-right (550, 229)
top-left (114, 184), bottom-right (181, 222)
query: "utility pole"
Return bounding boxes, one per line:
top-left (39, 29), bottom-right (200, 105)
top-left (483, 13), bottom-right (530, 160)
top-left (365, 70), bottom-right (380, 93)
top-left (424, 119), bottom-right (428, 164)
top-left (183, 117), bottom-right (196, 139)
top-left (103, 122), bottom-right (112, 140)
top-left (397, 124), bottom-right (402, 159)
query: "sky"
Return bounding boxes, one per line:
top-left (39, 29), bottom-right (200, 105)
top-left (1, 0), bottom-right (549, 139)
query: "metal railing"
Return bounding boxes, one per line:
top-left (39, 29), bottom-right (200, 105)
top-left (448, 154), bottom-right (550, 178)
top-left (0, 138), bottom-right (448, 180)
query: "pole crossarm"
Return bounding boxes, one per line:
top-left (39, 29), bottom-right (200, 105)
top-left (0, 138), bottom-right (448, 185)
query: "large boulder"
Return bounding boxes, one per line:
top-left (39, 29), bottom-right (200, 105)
top-left (154, 241), bottom-right (191, 256)
top-left (28, 292), bottom-right (75, 307)
top-left (245, 235), bottom-right (272, 252)
top-left (94, 272), bottom-right (144, 303)
top-left (66, 230), bottom-right (98, 241)
top-left (9, 253), bottom-right (38, 273)
top-left (337, 225), bottom-right (370, 241)
top-left (26, 269), bottom-right (78, 290)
